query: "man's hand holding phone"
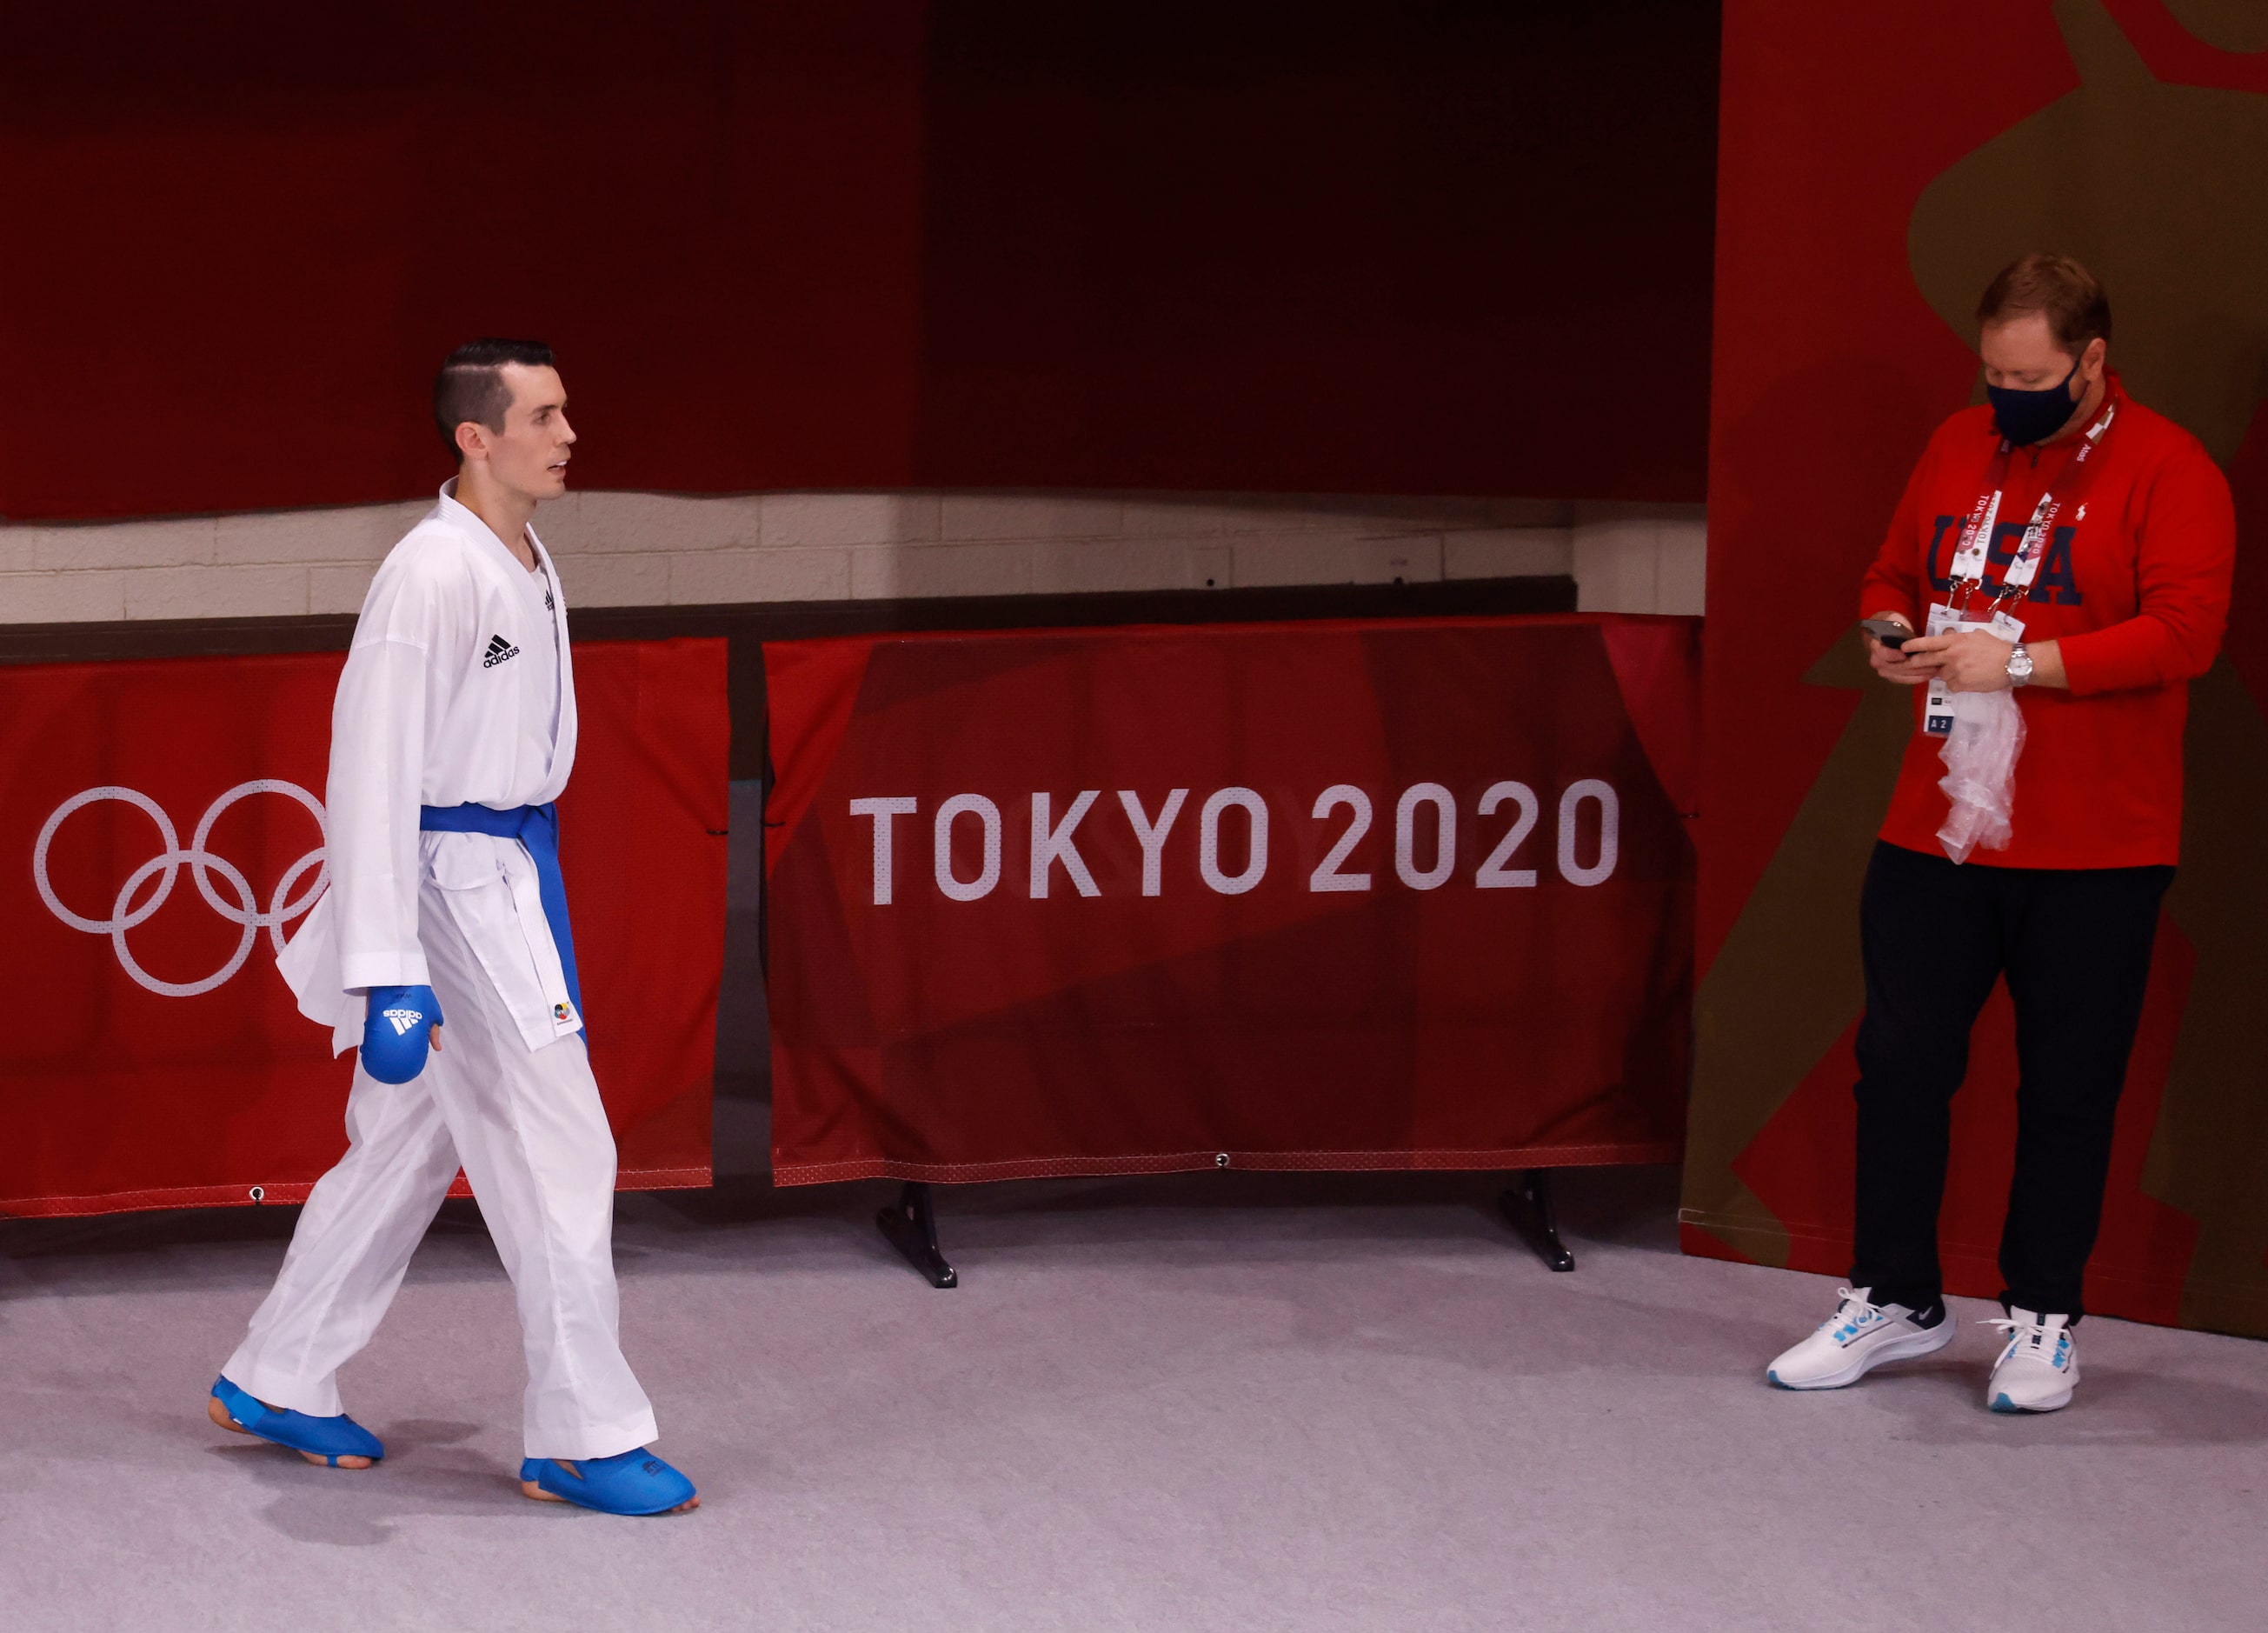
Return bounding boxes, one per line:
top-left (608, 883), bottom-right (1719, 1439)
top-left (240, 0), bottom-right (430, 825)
top-left (1860, 613), bottom-right (1927, 685)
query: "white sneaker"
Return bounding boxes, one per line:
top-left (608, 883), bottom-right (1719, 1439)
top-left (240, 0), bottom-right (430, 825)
top-left (1985, 1308), bottom-right (2078, 1413)
top-left (1766, 1286), bottom-right (1954, 1390)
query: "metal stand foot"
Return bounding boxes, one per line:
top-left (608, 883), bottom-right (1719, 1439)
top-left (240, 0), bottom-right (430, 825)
top-left (877, 1182), bottom-right (958, 1288)
top-left (1499, 1169), bottom-right (1575, 1272)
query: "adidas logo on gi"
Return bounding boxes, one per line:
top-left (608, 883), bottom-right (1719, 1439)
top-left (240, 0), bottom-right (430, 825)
top-left (381, 1007), bottom-right (425, 1036)
top-left (482, 634), bottom-right (521, 668)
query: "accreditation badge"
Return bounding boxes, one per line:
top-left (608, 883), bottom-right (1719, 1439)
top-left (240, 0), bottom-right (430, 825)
top-left (1921, 603), bottom-right (2025, 737)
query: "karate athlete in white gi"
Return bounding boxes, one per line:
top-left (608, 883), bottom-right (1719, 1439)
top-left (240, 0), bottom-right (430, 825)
top-left (206, 339), bottom-right (698, 1516)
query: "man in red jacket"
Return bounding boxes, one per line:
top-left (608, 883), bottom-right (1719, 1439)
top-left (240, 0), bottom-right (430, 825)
top-left (1766, 254), bottom-right (2235, 1411)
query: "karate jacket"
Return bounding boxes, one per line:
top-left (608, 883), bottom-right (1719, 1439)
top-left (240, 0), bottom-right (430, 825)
top-left (279, 480), bottom-right (584, 1053)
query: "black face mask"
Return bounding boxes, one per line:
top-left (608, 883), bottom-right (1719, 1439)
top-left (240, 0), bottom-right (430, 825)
top-left (1985, 357), bottom-right (2082, 447)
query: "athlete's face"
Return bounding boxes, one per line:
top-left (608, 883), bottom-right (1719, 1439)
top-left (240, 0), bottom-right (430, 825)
top-left (465, 363), bottom-right (575, 500)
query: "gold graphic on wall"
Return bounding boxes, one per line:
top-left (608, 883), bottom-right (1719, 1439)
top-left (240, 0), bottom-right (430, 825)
top-left (1684, 0), bottom-right (2268, 1334)
top-left (2163, 0), bottom-right (2268, 54)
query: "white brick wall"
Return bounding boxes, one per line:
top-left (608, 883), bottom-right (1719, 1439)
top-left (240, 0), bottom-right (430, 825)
top-left (1571, 503), bottom-right (1709, 617)
top-left (0, 490), bottom-right (1702, 624)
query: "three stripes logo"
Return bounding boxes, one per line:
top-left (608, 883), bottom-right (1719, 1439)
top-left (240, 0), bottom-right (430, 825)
top-left (482, 634), bottom-right (522, 669)
top-left (382, 1007), bottom-right (426, 1036)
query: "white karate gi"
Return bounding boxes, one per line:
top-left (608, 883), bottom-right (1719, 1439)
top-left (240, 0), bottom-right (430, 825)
top-left (223, 480), bottom-right (657, 1461)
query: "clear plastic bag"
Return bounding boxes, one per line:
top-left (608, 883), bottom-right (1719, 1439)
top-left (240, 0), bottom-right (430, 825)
top-left (1935, 687), bottom-right (2025, 864)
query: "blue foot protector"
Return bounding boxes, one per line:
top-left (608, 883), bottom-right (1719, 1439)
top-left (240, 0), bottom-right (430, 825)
top-left (210, 1376), bottom-right (384, 1466)
top-left (518, 1450), bottom-right (698, 1515)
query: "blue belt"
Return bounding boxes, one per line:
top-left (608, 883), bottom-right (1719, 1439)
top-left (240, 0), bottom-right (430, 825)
top-left (418, 802), bottom-right (585, 1030)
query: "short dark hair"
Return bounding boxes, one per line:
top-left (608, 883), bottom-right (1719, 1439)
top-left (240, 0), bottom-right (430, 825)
top-left (433, 338), bottom-right (556, 456)
top-left (1975, 255), bottom-right (2112, 356)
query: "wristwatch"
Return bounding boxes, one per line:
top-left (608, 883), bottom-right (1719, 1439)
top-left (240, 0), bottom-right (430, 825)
top-left (2006, 643), bottom-right (2034, 688)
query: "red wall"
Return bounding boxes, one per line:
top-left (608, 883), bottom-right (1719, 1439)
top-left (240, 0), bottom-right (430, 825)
top-left (1686, 0), bottom-right (2268, 1336)
top-left (0, 3), bottom-right (1716, 522)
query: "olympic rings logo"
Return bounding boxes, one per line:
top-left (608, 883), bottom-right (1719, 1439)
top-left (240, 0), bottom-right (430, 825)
top-left (33, 783), bottom-right (329, 997)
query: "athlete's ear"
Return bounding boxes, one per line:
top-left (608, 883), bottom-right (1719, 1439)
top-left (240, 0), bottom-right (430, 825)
top-left (454, 419), bottom-right (490, 464)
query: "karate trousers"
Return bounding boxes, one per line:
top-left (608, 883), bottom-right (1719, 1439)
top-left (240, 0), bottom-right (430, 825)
top-left (223, 866), bottom-right (657, 1461)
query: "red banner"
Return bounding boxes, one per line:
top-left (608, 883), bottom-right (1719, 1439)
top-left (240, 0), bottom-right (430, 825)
top-left (763, 615), bottom-right (1698, 1184)
top-left (0, 639), bottom-right (728, 1216)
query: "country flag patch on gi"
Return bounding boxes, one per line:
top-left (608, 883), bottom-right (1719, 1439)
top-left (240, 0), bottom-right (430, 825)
top-left (482, 634), bottom-right (521, 668)
top-left (382, 1008), bottom-right (425, 1036)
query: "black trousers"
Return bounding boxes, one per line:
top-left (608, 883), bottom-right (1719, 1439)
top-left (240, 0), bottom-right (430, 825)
top-left (1850, 840), bottom-right (2172, 1320)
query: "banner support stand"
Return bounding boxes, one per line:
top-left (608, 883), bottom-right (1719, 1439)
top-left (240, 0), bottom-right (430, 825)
top-left (1499, 1170), bottom-right (1575, 1272)
top-left (877, 1182), bottom-right (958, 1288)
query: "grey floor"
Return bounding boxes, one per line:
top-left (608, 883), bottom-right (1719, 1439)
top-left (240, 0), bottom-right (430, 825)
top-left (4, 1130), bottom-right (2264, 1633)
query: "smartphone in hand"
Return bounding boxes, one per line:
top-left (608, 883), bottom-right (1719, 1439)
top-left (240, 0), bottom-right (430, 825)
top-left (1859, 617), bottom-right (1913, 650)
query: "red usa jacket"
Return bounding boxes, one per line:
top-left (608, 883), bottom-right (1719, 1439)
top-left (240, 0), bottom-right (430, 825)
top-left (1859, 376), bottom-right (2235, 868)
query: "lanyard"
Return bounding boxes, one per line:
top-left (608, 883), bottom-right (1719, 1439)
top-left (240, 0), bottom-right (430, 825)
top-left (1921, 388), bottom-right (2118, 739)
top-left (1944, 392), bottom-right (2118, 620)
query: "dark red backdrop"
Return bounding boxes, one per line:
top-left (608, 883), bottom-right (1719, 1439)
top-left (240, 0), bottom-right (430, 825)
top-left (0, 3), bottom-right (1716, 520)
